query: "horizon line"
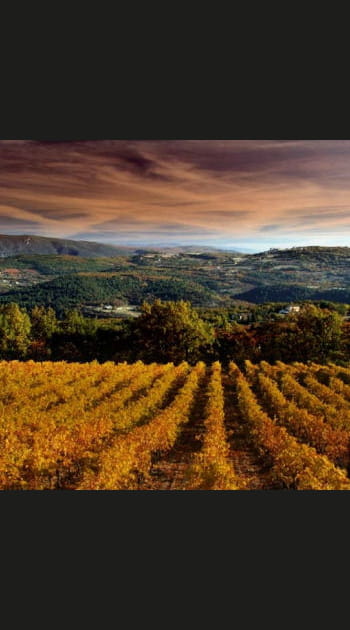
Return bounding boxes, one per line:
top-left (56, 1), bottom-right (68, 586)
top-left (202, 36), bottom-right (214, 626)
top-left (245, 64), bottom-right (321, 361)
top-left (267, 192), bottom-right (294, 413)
top-left (1, 232), bottom-right (350, 255)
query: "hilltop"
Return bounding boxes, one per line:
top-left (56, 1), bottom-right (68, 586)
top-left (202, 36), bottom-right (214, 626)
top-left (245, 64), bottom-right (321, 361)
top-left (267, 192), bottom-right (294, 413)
top-left (0, 234), bottom-right (246, 258)
top-left (0, 234), bottom-right (137, 258)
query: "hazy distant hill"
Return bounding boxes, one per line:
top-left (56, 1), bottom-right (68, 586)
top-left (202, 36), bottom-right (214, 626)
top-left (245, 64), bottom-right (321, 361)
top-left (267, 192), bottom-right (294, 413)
top-left (0, 234), bottom-right (249, 258)
top-left (147, 245), bottom-right (246, 255)
top-left (0, 234), bottom-right (136, 258)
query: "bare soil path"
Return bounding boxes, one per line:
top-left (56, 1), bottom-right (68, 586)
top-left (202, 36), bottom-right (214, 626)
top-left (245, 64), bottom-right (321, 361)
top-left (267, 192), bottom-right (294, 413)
top-left (139, 370), bottom-right (278, 491)
top-left (222, 375), bottom-right (277, 490)
top-left (138, 368), bottom-right (210, 490)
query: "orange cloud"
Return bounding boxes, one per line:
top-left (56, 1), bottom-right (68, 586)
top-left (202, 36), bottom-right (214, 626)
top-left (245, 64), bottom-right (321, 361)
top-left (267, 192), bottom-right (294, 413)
top-left (1, 140), bottom-right (350, 249)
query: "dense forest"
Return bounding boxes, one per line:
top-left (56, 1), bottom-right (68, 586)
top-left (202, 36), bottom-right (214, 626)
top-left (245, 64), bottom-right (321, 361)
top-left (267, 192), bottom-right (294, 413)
top-left (1, 299), bottom-right (349, 367)
top-left (0, 273), bottom-right (216, 315)
top-left (2, 245), bottom-right (350, 312)
top-left (234, 285), bottom-right (350, 304)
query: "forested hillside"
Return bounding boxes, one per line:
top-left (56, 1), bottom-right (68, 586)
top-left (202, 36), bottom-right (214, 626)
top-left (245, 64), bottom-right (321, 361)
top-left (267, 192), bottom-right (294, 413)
top-left (1, 244), bottom-right (350, 310)
top-left (0, 273), bottom-right (217, 314)
top-left (235, 285), bottom-right (350, 304)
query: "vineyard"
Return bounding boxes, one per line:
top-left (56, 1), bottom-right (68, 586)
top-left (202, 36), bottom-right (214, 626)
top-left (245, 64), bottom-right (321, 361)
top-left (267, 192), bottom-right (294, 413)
top-left (2, 358), bottom-right (350, 490)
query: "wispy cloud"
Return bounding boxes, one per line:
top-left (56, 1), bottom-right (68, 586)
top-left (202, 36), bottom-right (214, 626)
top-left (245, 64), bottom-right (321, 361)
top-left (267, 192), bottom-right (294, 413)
top-left (0, 215), bottom-right (41, 228)
top-left (259, 224), bottom-right (282, 232)
top-left (1, 140), bottom-right (350, 247)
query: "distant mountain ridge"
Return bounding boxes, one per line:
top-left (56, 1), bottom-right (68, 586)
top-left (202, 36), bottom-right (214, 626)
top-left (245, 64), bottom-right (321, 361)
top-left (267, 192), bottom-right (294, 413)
top-left (0, 234), bottom-right (248, 258)
top-left (0, 234), bottom-right (137, 258)
top-left (1, 235), bottom-right (350, 259)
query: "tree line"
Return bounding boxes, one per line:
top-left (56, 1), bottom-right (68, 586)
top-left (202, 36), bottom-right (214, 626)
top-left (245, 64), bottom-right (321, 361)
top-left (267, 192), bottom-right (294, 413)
top-left (0, 300), bottom-right (349, 366)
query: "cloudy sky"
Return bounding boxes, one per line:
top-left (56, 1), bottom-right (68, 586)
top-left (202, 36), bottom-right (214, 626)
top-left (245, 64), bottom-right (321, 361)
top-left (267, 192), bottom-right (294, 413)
top-left (1, 140), bottom-right (350, 251)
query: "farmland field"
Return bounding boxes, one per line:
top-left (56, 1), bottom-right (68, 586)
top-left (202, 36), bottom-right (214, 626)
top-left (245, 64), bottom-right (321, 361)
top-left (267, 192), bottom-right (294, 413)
top-left (1, 359), bottom-right (350, 490)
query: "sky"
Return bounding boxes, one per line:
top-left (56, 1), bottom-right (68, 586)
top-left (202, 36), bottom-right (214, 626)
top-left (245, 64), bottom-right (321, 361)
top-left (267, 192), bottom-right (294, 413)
top-left (1, 139), bottom-right (350, 252)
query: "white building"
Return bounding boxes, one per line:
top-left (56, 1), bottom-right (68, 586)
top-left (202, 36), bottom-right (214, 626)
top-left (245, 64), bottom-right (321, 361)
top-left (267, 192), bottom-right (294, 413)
top-left (278, 305), bottom-right (301, 315)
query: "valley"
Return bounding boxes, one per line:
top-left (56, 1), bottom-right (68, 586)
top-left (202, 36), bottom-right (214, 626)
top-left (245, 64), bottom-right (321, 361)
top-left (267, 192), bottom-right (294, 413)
top-left (1, 241), bottom-right (350, 314)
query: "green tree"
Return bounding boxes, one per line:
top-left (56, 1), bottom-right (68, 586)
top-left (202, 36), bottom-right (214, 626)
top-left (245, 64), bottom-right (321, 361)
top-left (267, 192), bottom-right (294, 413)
top-left (63, 309), bottom-right (98, 336)
top-left (133, 299), bottom-right (215, 364)
top-left (293, 304), bottom-right (343, 362)
top-left (30, 306), bottom-right (58, 340)
top-left (255, 305), bottom-right (344, 364)
top-left (0, 303), bottom-right (31, 359)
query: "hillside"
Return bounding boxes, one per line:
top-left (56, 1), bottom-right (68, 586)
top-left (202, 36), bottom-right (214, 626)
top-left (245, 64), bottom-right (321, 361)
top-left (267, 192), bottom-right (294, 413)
top-left (1, 242), bottom-right (350, 311)
top-left (234, 285), bottom-right (350, 304)
top-left (0, 234), bottom-right (137, 258)
top-left (0, 234), bottom-right (246, 259)
top-left (0, 272), bottom-right (218, 314)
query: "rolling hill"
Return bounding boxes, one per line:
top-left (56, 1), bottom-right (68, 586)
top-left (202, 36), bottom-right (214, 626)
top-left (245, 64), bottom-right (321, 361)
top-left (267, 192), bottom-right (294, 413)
top-left (0, 234), bottom-right (137, 258)
top-left (1, 239), bottom-right (350, 311)
top-left (0, 272), bottom-right (218, 314)
top-left (234, 285), bottom-right (350, 304)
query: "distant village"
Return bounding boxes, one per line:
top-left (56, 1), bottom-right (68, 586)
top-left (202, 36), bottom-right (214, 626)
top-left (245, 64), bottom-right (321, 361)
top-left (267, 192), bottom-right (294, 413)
top-left (0, 268), bottom-right (43, 291)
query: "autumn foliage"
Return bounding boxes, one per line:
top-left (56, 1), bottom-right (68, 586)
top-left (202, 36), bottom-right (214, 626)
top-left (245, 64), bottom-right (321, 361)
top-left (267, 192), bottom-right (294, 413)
top-left (1, 358), bottom-right (350, 490)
